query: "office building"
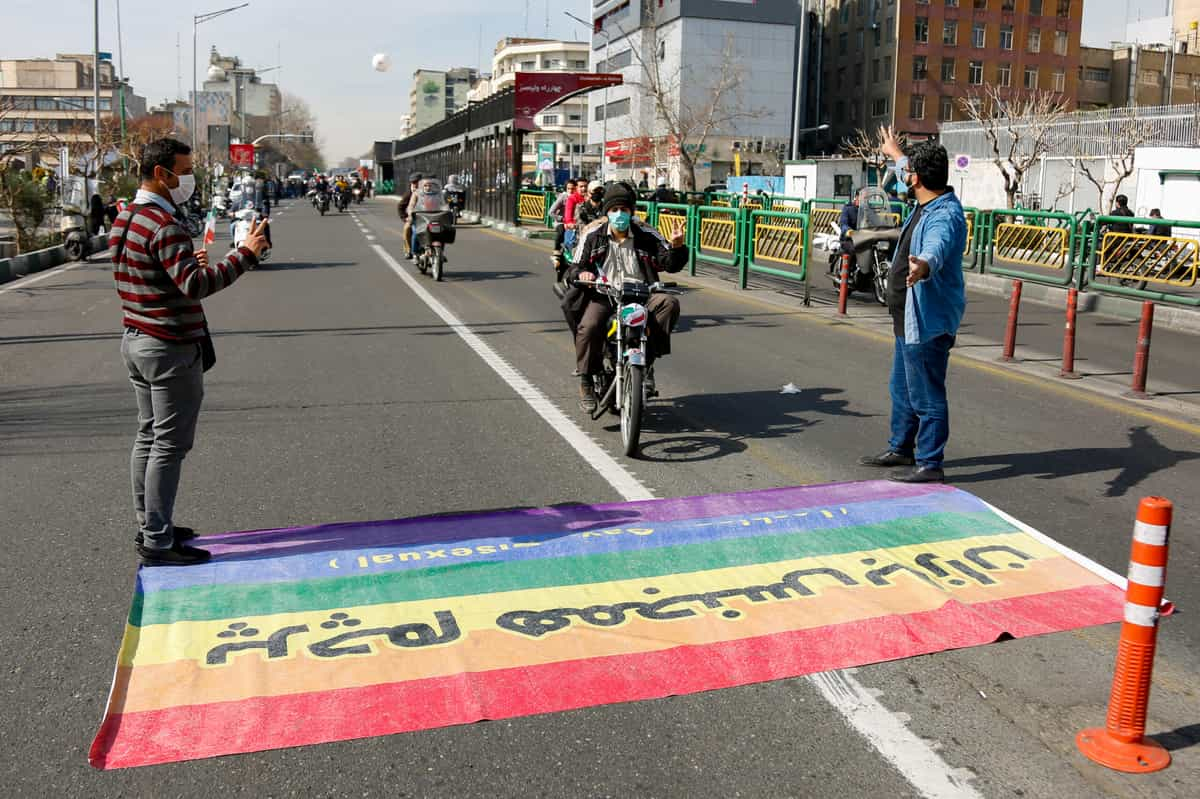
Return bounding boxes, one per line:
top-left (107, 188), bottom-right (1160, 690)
top-left (409, 67), bottom-right (479, 134)
top-left (821, 0), bottom-right (1083, 143)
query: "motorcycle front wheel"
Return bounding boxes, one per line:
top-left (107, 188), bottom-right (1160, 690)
top-left (620, 364), bottom-right (644, 457)
top-left (874, 259), bottom-right (889, 306)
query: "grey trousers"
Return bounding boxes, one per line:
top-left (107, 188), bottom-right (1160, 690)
top-left (120, 328), bottom-right (205, 550)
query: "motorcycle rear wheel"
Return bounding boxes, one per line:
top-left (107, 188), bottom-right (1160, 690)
top-left (873, 263), bottom-right (889, 306)
top-left (432, 249), bottom-right (444, 282)
top-left (620, 364), bottom-right (644, 457)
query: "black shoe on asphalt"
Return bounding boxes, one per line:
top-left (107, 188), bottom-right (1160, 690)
top-left (138, 542), bottom-right (212, 567)
top-left (888, 466), bottom-right (946, 484)
top-left (404, 252), bottom-right (414, 260)
top-left (579, 376), bottom-right (597, 414)
top-left (858, 450), bottom-right (916, 467)
top-left (135, 525), bottom-right (197, 548)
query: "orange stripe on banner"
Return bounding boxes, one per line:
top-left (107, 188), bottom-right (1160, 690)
top-left (110, 556), bottom-right (1093, 713)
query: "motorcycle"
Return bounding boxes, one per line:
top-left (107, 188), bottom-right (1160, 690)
top-left (335, 189), bottom-right (350, 213)
top-left (827, 223), bottom-right (896, 306)
top-left (445, 186), bottom-right (466, 222)
top-left (352, 185), bottom-right (363, 205)
top-left (310, 189), bottom-right (330, 216)
top-left (232, 206), bottom-right (271, 264)
top-left (211, 192), bottom-right (229, 220)
top-left (573, 277), bottom-right (680, 457)
top-left (412, 209), bottom-right (455, 282)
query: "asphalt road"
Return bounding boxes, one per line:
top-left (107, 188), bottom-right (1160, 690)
top-left (2, 197), bottom-right (1198, 798)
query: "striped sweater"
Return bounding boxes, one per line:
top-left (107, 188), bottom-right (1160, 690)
top-left (110, 203), bottom-right (257, 342)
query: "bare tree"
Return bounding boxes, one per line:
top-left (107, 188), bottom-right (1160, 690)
top-left (624, 30), bottom-right (770, 191)
top-left (842, 127), bottom-right (907, 191)
top-left (1075, 112), bottom-right (1153, 214)
top-left (958, 86), bottom-right (1070, 209)
top-left (0, 104), bottom-right (66, 253)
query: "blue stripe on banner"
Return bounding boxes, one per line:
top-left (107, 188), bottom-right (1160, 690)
top-left (138, 491), bottom-right (990, 594)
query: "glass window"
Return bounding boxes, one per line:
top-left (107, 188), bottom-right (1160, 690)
top-left (885, 17), bottom-right (894, 39)
top-left (839, 32), bottom-right (848, 55)
top-left (946, 0), bottom-right (958, 6)
top-left (874, 27), bottom-right (882, 46)
top-left (1140, 69), bottom-right (1160, 86)
top-left (913, 56), bottom-right (928, 80)
top-left (939, 95), bottom-right (955, 121)
top-left (915, 17), bottom-right (929, 43)
top-left (1052, 70), bottom-right (1065, 92)
top-left (519, 60), bottom-right (535, 70)
top-left (1028, 28), bottom-right (1041, 53)
top-left (943, 21), bottom-right (958, 46)
top-left (871, 96), bottom-right (889, 117)
top-left (35, 97), bottom-right (58, 110)
top-left (606, 98), bottom-right (630, 118)
top-left (998, 63), bottom-right (1012, 86)
top-left (1083, 67), bottom-right (1110, 82)
top-left (1057, 0), bottom-right (1070, 16)
top-left (873, 59), bottom-right (881, 82)
top-left (1024, 66), bottom-right (1039, 89)
top-left (1002, 0), bottom-right (1014, 9)
top-left (1054, 30), bottom-right (1068, 56)
top-left (969, 60), bottom-right (984, 84)
top-left (572, 60), bottom-right (587, 69)
top-left (941, 57), bottom-right (956, 82)
top-left (857, 29), bottom-right (864, 50)
top-left (910, 94), bottom-right (926, 120)
top-left (541, 114), bottom-right (559, 125)
top-left (1029, 0), bottom-right (1043, 13)
top-left (1000, 25), bottom-right (1013, 50)
top-left (884, 56), bottom-right (893, 79)
top-left (855, 63), bottom-right (863, 86)
top-left (972, 23), bottom-right (986, 48)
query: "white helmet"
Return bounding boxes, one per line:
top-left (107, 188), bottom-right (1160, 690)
top-left (587, 179), bottom-right (603, 194)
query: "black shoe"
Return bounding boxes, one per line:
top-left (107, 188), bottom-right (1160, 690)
top-left (138, 542), bottom-right (212, 567)
top-left (579, 376), bottom-right (597, 414)
top-left (888, 466), bottom-right (946, 484)
top-left (135, 525), bottom-right (196, 547)
top-left (404, 252), bottom-right (414, 260)
top-left (858, 450), bottom-right (916, 467)
top-left (644, 366), bottom-right (658, 398)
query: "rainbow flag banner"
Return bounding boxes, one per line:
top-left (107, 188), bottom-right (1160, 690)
top-left (91, 481), bottom-right (1125, 769)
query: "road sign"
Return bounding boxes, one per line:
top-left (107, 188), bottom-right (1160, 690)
top-left (954, 154), bottom-right (971, 173)
top-left (229, 143), bottom-right (254, 167)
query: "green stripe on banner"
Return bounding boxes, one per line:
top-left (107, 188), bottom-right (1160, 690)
top-left (132, 511), bottom-right (1012, 626)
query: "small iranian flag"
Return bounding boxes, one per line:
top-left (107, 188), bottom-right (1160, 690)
top-left (202, 211), bottom-right (216, 248)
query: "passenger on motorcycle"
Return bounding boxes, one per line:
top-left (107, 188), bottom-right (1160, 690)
top-left (408, 177), bottom-right (448, 258)
top-left (837, 193), bottom-right (859, 254)
top-left (564, 183), bottom-right (687, 413)
top-left (399, 172), bottom-right (420, 259)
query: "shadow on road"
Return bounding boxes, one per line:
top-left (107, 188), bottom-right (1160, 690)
top-left (444, 269), bottom-right (534, 282)
top-left (1150, 722), bottom-right (1200, 752)
top-left (945, 426), bottom-right (1199, 497)
top-left (257, 261), bottom-right (356, 270)
top-left (607, 386), bottom-right (874, 464)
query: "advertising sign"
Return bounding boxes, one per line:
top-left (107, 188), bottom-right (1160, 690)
top-left (514, 72), bottom-right (623, 131)
top-left (536, 142), bottom-right (557, 179)
top-left (229, 144), bottom-right (255, 168)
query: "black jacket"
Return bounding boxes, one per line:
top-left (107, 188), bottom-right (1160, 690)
top-left (561, 220), bottom-right (687, 334)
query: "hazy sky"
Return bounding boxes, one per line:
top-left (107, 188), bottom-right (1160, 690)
top-left (0, 0), bottom-right (1163, 162)
top-left (4, 0), bottom-right (593, 163)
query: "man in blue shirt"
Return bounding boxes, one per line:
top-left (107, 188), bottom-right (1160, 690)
top-left (859, 128), bottom-right (967, 483)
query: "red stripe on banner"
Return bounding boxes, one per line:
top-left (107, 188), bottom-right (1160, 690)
top-left (90, 583), bottom-right (1120, 769)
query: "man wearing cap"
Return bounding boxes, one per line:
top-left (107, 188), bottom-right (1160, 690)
top-left (564, 183), bottom-right (688, 412)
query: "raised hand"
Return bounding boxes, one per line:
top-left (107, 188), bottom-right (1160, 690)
top-left (241, 218), bottom-right (270, 258)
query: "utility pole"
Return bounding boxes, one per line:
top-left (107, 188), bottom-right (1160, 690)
top-left (93, 0), bottom-right (101, 179)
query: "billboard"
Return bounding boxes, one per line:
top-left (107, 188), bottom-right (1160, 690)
top-left (229, 144), bottom-right (255, 167)
top-left (514, 72), bottom-right (623, 131)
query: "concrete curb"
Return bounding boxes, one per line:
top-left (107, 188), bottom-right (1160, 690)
top-left (963, 270), bottom-right (1200, 335)
top-left (480, 222), bottom-right (1200, 426)
top-left (0, 234), bottom-right (112, 285)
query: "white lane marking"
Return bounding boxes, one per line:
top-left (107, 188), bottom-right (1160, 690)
top-left (370, 243), bottom-right (653, 501)
top-left (366, 235), bottom-right (377, 242)
top-left (809, 672), bottom-right (983, 799)
top-left (0, 261), bottom-right (86, 296)
top-left (370, 239), bottom-right (979, 799)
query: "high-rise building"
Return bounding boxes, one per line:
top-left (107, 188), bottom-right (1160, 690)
top-left (408, 67), bottom-right (479, 134)
top-left (821, 0), bottom-right (1083, 144)
top-left (201, 48), bottom-right (281, 141)
top-left (587, 0), bottom-right (804, 187)
top-left (0, 53), bottom-right (146, 161)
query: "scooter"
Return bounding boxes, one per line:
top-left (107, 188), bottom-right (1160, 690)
top-left (61, 202), bottom-right (91, 261)
top-left (233, 206), bottom-right (271, 264)
top-left (412, 209), bottom-right (455, 282)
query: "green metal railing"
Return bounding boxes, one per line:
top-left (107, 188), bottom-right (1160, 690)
top-left (1085, 214), bottom-right (1200, 307)
top-left (986, 208), bottom-right (1079, 287)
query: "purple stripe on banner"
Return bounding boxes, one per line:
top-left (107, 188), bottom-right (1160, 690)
top-left (138, 483), bottom-right (977, 594)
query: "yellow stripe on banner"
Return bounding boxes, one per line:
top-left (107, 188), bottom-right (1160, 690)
top-left (124, 533), bottom-right (1069, 669)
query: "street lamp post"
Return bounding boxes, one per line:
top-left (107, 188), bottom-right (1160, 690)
top-left (563, 11), bottom-right (611, 179)
top-left (92, 0), bottom-right (100, 161)
top-left (192, 4), bottom-right (250, 155)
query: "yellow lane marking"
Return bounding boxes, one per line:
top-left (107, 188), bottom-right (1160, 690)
top-left (474, 228), bottom-right (1200, 438)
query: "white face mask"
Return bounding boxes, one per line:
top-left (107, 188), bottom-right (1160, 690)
top-left (165, 170), bottom-right (196, 205)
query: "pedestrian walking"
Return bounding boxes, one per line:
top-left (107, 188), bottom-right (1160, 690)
top-left (111, 138), bottom-right (269, 566)
top-left (858, 129), bottom-right (966, 484)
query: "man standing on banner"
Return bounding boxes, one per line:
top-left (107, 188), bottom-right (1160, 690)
top-left (858, 128), bottom-right (966, 484)
top-left (111, 138), bottom-right (269, 566)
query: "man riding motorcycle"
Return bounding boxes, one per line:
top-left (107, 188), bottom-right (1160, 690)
top-left (563, 183), bottom-right (688, 412)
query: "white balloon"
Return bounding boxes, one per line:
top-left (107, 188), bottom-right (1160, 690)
top-left (372, 53), bottom-right (392, 72)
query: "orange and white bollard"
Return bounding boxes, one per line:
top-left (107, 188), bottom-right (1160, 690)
top-left (837, 253), bottom-right (851, 316)
top-left (1076, 497), bottom-right (1173, 773)
top-left (1000, 279), bottom-right (1022, 362)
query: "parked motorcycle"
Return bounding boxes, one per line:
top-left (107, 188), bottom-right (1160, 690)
top-left (573, 277), bottom-right (681, 457)
top-left (412, 209), bottom-right (455, 282)
top-left (828, 223), bottom-right (896, 306)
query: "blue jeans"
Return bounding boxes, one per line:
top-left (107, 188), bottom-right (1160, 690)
top-left (888, 335), bottom-right (954, 469)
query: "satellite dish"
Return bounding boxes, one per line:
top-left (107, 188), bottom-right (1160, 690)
top-left (372, 53), bottom-right (392, 73)
top-left (206, 65), bottom-right (227, 82)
